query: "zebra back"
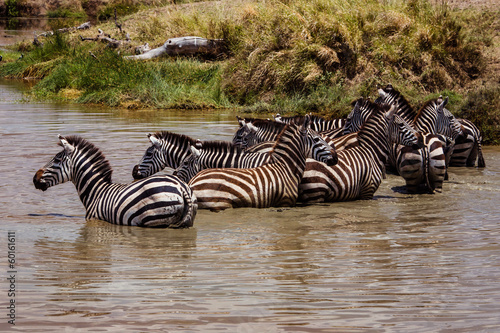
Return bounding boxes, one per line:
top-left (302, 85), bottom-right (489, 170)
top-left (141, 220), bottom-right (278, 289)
top-left (274, 113), bottom-right (345, 132)
top-left (414, 96), bottom-right (462, 141)
top-left (174, 140), bottom-right (271, 182)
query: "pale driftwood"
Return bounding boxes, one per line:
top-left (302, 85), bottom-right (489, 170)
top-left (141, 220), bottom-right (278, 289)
top-left (80, 29), bottom-right (129, 49)
top-left (124, 36), bottom-right (225, 60)
top-left (34, 21), bottom-right (91, 46)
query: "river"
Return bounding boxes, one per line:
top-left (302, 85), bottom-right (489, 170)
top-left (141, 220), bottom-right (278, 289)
top-left (1, 78), bottom-right (499, 332)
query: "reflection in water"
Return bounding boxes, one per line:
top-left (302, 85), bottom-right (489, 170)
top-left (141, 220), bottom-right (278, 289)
top-left (1, 79), bottom-right (500, 332)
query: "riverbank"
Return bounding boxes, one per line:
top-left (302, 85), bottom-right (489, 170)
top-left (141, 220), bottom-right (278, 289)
top-left (0, 0), bottom-right (499, 143)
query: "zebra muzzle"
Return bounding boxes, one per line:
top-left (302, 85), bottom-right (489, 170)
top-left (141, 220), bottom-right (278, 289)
top-left (33, 169), bottom-right (49, 191)
top-left (132, 165), bottom-right (145, 179)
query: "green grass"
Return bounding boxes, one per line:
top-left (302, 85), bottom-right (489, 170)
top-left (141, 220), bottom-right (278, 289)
top-left (1, 0), bottom-right (498, 143)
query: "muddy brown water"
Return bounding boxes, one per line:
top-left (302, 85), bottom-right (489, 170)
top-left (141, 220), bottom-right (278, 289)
top-left (1, 79), bottom-right (499, 332)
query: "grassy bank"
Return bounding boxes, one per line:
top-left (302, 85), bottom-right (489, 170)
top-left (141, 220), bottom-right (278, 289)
top-left (1, 0), bottom-right (499, 143)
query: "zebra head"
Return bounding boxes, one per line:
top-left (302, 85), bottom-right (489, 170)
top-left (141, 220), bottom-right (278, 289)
top-left (376, 84), bottom-right (398, 105)
top-left (33, 135), bottom-right (77, 191)
top-left (132, 134), bottom-right (166, 179)
top-left (387, 113), bottom-right (425, 150)
top-left (305, 124), bottom-right (338, 166)
top-left (173, 145), bottom-right (202, 183)
top-left (132, 132), bottom-right (195, 179)
top-left (436, 96), bottom-right (463, 141)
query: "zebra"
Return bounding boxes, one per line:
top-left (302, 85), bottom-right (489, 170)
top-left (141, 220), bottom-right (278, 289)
top-left (297, 100), bottom-right (424, 203)
top-left (133, 130), bottom-right (275, 180)
top-left (34, 135), bottom-right (197, 228)
top-left (377, 84), bottom-right (484, 168)
top-left (233, 117), bottom-right (355, 152)
top-left (188, 116), bottom-right (337, 211)
top-left (450, 118), bottom-right (485, 167)
top-left (273, 113), bottom-right (346, 132)
top-left (375, 85), bottom-right (451, 192)
top-left (174, 125), bottom-right (339, 182)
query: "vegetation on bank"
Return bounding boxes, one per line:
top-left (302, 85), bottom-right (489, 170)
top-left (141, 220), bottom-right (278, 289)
top-left (0, 0), bottom-right (498, 143)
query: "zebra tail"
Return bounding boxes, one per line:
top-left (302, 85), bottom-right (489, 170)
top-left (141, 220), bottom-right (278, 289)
top-left (175, 185), bottom-right (198, 228)
top-left (477, 142), bottom-right (486, 168)
top-left (423, 147), bottom-right (435, 194)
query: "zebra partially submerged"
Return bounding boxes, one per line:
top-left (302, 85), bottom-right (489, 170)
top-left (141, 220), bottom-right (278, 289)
top-left (188, 115), bottom-right (337, 211)
top-left (34, 135), bottom-right (197, 228)
top-left (376, 85), bottom-right (453, 193)
top-left (298, 100), bottom-right (424, 203)
top-left (174, 124), bottom-right (339, 183)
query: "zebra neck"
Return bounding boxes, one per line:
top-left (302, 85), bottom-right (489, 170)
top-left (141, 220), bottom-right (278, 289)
top-left (72, 162), bottom-right (114, 209)
top-left (357, 117), bottom-right (389, 164)
top-left (268, 137), bottom-right (306, 179)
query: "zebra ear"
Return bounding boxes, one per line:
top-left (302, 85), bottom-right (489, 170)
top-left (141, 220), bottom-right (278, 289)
top-left (274, 113), bottom-right (282, 122)
top-left (148, 134), bottom-right (161, 148)
top-left (246, 122), bottom-right (258, 133)
top-left (438, 96), bottom-right (449, 111)
top-left (190, 145), bottom-right (201, 157)
top-left (236, 116), bottom-right (246, 127)
top-left (58, 134), bottom-right (75, 154)
top-left (195, 139), bottom-right (203, 149)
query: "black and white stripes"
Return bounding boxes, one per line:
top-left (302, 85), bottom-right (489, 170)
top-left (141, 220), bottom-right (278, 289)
top-left (34, 135), bottom-right (197, 228)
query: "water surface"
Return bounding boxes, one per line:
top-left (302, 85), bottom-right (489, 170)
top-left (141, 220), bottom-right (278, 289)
top-left (1, 79), bottom-right (499, 332)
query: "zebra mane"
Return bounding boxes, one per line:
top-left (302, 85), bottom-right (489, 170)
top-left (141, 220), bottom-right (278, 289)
top-left (247, 118), bottom-right (287, 133)
top-left (267, 120), bottom-right (304, 158)
top-left (152, 131), bottom-right (197, 145)
top-left (357, 100), bottom-right (390, 134)
top-left (197, 140), bottom-right (245, 152)
top-left (59, 135), bottom-right (113, 183)
top-left (375, 85), bottom-right (416, 122)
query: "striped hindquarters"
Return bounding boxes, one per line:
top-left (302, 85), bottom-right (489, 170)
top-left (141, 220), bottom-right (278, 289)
top-left (298, 148), bottom-right (383, 203)
top-left (98, 175), bottom-right (197, 227)
top-left (450, 119), bottom-right (485, 167)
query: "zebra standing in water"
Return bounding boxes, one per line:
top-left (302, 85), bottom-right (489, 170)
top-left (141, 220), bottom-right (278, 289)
top-left (377, 83), bottom-right (485, 168)
top-left (298, 100), bottom-right (423, 203)
top-left (375, 85), bottom-right (450, 193)
top-left (188, 116), bottom-right (337, 211)
top-left (234, 117), bottom-right (358, 152)
top-left (174, 125), bottom-right (338, 182)
top-left (34, 135), bottom-right (197, 228)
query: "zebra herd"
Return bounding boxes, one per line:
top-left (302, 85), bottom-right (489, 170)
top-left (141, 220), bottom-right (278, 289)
top-left (33, 85), bottom-right (485, 228)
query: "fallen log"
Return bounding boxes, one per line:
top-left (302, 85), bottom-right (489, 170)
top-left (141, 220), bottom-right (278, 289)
top-left (124, 36), bottom-right (225, 60)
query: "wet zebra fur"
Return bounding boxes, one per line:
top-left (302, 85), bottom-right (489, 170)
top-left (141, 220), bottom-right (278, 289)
top-left (188, 116), bottom-right (337, 211)
top-left (298, 100), bottom-right (423, 203)
top-left (33, 135), bottom-right (197, 228)
top-left (175, 126), bottom-right (339, 182)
